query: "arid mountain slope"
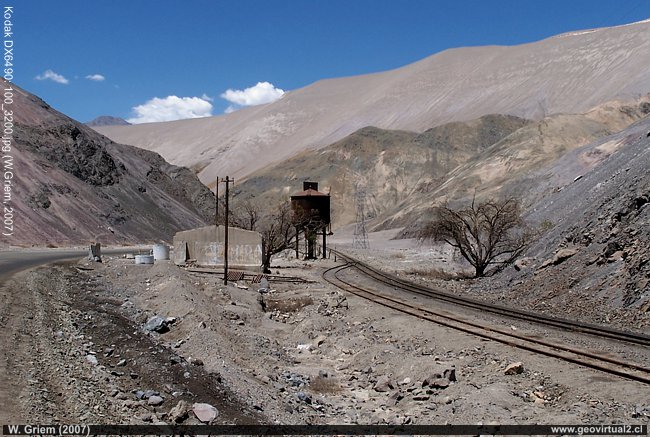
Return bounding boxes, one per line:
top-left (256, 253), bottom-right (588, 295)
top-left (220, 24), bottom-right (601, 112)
top-left (388, 98), bottom-right (650, 234)
top-left (231, 98), bottom-right (648, 232)
top-left (6, 81), bottom-right (214, 246)
top-left (232, 115), bottom-right (530, 226)
top-left (86, 116), bottom-right (131, 127)
top-left (96, 19), bottom-right (650, 185)
top-left (473, 115), bottom-right (650, 321)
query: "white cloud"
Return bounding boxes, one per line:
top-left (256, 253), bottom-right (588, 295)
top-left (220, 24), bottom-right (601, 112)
top-left (220, 81), bottom-right (284, 112)
top-left (85, 74), bottom-right (105, 82)
top-left (35, 69), bottom-right (69, 84)
top-left (127, 95), bottom-right (213, 124)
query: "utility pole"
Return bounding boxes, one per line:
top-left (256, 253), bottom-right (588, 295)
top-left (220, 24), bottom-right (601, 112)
top-left (215, 176), bottom-right (219, 226)
top-left (222, 176), bottom-right (234, 285)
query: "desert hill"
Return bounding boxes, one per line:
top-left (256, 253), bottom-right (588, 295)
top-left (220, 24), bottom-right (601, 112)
top-left (6, 80), bottom-right (214, 246)
top-left (86, 116), bottom-right (131, 127)
top-left (96, 19), bottom-right (650, 186)
top-left (231, 114), bottom-right (530, 225)
top-left (468, 114), bottom-right (650, 323)
top-left (229, 98), bottom-right (649, 232)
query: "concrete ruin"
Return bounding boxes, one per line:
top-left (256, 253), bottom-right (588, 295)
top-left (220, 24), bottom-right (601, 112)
top-left (173, 225), bottom-right (262, 270)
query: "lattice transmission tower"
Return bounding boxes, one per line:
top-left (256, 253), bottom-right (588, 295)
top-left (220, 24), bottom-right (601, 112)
top-left (353, 182), bottom-right (370, 249)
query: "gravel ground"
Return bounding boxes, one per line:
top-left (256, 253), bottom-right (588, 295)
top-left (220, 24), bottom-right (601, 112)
top-left (2, 251), bottom-right (649, 426)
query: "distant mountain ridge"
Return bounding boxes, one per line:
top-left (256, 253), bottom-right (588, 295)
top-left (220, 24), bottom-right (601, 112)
top-left (86, 116), bottom-right (131, 127)
top-left (96, 19), bottom-right (650, 186)
top-left (6, 80), bottom-right (214, 246)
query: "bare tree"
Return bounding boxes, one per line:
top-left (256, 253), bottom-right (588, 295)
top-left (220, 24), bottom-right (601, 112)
top-left (232, 199), bottom-right (260, 231)
top-left (421, 196), bottom-right (531, 277)
top-left (258, 201), bottom-right (296, 273)
top-left (231, 198), bottom-right (296, 273)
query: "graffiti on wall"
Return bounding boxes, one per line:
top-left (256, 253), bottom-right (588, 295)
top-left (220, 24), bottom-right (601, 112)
top-left (194, 242), bottom-right (263, 266)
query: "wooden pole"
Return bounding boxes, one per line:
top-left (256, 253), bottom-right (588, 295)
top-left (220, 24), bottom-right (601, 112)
top-left (223, 176), bottom-right (233, 285)
top-left (215, 176), bottom-right (219, 226)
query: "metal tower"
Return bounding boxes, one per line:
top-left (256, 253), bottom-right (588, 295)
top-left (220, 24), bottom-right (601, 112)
top-left (353, 182), bottom-right (370, 249)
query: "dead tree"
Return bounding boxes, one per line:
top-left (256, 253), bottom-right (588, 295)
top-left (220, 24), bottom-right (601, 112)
top-left (259, 202), bottom-right (297, 273)
top-left (421, 196), bottom-right (531, 277)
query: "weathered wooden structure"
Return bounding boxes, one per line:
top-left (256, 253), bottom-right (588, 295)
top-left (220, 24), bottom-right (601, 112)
top-left (290, 181), bottom-right (331, 259)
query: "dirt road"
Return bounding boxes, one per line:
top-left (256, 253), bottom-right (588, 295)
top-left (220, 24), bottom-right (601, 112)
top-left (0, 250), bottom-right (262, 425)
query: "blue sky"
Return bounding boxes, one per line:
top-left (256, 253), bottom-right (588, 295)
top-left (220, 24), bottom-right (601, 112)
top-left (18, 0), bottom-right (650, 123)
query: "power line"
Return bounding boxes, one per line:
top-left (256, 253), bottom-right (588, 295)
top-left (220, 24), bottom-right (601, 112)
top-left (353, 181), bottom-right (370, 249)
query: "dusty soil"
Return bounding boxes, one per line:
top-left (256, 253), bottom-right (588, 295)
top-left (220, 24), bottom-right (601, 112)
top-left (1, 250), bottom-right (649, 426)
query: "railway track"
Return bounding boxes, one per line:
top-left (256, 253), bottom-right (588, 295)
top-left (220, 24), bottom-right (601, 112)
top-left (323, 256), bottom-right (650, 385)
top-left (332, 250), bottom-right (650, 347)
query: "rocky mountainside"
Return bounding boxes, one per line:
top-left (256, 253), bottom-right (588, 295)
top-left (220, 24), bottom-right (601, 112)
top-left (232, 115), bottom-right (530, 226)
top-left (390, 97), bottom-right (650, 235)
top-left (86, 116), bottom-right (131, 127)
top-left (470, 115), bottom-right (650, 323)
top-left (96, 19), bottom-right (650, 186)
top-left (232, 98), bottom-right (649, 232)
top-left (6, 80), bottom-right (215, 246)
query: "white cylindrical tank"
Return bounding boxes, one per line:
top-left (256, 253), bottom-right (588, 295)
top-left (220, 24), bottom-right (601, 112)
top-left (135, 254), bottom-right (154, 265)
top-left (152, 244), bottom-right (170, 260)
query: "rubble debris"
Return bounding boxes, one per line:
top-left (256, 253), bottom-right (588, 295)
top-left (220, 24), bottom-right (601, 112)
top-left (192, 402), bottom-right (219, 423)
top-left (144, 315), bottom-right (173, 333)
top-left (505, 362), bottom-right (525, 375)
top-left (168, 400), bottom-right (190, 423)
top-left (540, 248), bottom-right (579, 269)
top-left (373, 375), bottom-right (394, 392)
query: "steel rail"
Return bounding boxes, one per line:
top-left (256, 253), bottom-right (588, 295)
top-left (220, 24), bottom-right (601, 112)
top-left (322, 263), bottom-right (650, 385)
top-left (331, 250), bottom-right (650, 347)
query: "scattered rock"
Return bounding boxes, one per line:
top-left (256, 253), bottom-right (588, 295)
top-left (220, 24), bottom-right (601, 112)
top-left (188, 357), bottom-right (204, 366)
top-left (143, 389), bottom-right (159, 398)
top-left (373, 375), bottom-right (394, 392)
top-left (144, 315), bottom-right (170, 333)
top-left (422, 367), bottom-right (456, 388)
top-left (296, 391), bottom-right (312, 404)
top-left (192, 402), bottom-right (219, 423)
top-left (443, 367), bottom-right (457, 382)
top-left (138, 412), bottom-right (154, 422)
top-left (607, 250), bottom-right (625, 263)
top-left (147, 395), bottom-right (164, 406)
top-left (514, 258), bottom-right (532, 271)
top-left (540, 248), bottom-right (579, 269)
top-left (429, 378), bottom-right (450, 389)
top-left (168, 400), bottom-right (190, 423)
top-left (85, 354), bottom-right (98, 365)
top-left (505, 362), bottom-right (525, 375)
top-left (258, 278), bottom-right (270, 294)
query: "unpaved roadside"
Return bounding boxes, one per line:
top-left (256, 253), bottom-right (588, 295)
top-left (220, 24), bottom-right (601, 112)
top-left (0, 262), bottom-right (264, 425)
top-left (1, 254), bottom-right (649, 426)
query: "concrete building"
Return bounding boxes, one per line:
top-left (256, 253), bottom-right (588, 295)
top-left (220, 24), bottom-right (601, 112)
top-left (173, 225), bottom-right (262, 270)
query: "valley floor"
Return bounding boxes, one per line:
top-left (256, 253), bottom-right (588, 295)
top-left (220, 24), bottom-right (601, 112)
top-left (1, 248), bottom-right (649, 426)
